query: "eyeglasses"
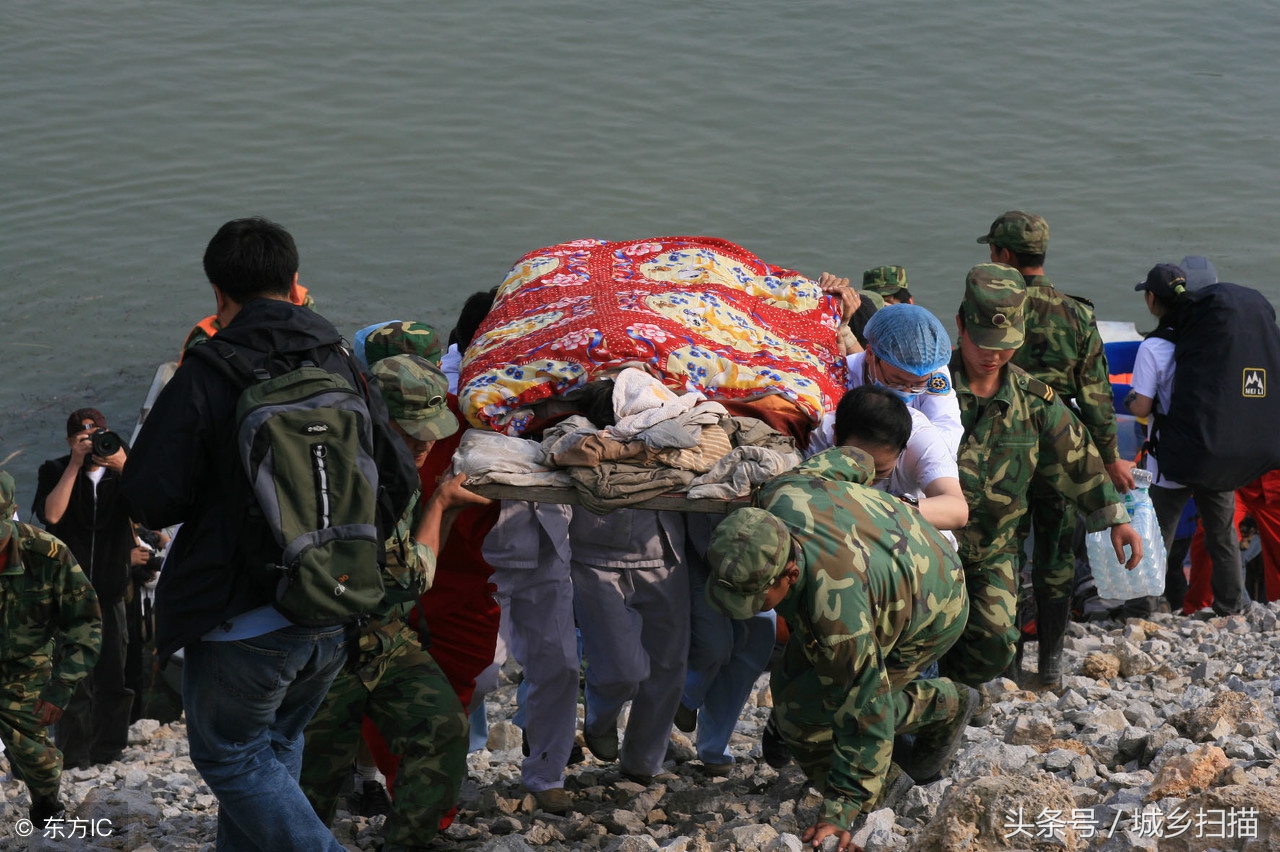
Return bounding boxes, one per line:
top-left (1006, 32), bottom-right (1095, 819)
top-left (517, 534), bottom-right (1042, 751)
top-left (869, 357), bottom-right (934, 394)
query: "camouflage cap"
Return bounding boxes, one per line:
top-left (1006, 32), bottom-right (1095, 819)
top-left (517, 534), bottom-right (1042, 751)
top-left (364, 321), bottom-right (443, 367)
top-left (961, 263), bottom-right (1027, 351)
top-left (705, 507), bottom-right (793, 620)
top-left (861, 265), bottom-right (910, 298)
top-left (976, 211), bottom-right (1049, 255)
top-left (0, 471), bottom-right (16, 540)
top-left (371, 354), bottom-right (459, 442)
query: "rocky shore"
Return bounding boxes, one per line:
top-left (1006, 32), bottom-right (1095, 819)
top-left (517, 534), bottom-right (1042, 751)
top-left (6, 604), bottom-right (1280, 851)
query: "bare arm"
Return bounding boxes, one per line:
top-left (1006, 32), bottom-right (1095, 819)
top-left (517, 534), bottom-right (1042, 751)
top-left (411, 472), bottom-right (492, 555)
top-left (41, 435), bottom-right (92, 525)
top-left (916, 477), bottom-right (969, 530)
top-left (1124, 389), bottom-right (1154, 418)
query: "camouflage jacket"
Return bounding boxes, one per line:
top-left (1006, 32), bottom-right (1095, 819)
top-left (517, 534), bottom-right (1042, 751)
top-left (353, 492), bottom-right (437, 687)
top-left (1008, 275), bottom-right (1120, 462)
top-left (0, 523), bottom-right (102, 709)
top-left (952, 355), bottom-right (1129, 567)
top-left (757, 447), bottom-right (967, 828)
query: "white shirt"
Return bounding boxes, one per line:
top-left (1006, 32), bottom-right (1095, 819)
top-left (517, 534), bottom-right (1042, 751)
top-left (886, 409), bottom-right (959, 498)
top-left (1129, 336), bottom-right (1180, 488)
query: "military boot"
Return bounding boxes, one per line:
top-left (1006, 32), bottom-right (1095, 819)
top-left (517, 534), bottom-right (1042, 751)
top-left (760, 710), bottom-right (793, 769)
top-left (29, 795), bottom-right (65, 828)
top-left (901, 685), bottom-right (979, 783)
top-left (1034, 593), bottom-right (1072, 692)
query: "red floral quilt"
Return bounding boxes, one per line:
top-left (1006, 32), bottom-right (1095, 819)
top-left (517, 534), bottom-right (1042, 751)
top-left (458, 236), bottom-right (846, 435)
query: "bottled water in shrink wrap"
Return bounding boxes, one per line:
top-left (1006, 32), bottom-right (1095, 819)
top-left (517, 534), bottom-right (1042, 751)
top-left (1086, 468), bottom-right (1167, 600)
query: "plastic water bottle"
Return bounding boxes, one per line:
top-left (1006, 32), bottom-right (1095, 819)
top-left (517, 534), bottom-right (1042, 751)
top-left (1087, 468), bottom-right (1167, 600)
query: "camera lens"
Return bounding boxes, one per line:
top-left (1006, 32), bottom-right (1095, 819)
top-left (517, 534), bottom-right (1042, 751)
top-left (91, 429), bottom-right (123, 457)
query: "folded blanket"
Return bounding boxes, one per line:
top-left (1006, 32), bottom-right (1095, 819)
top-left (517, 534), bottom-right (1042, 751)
top-left (452, 430), bottom-right (572, 488)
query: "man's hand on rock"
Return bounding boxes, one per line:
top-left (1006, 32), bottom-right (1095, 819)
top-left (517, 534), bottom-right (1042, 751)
top-left (802, 820), bottom-right (861, 852)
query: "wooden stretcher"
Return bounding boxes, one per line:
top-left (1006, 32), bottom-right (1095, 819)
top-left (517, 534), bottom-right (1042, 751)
top-left (465, 482), bottom-right (749, 515)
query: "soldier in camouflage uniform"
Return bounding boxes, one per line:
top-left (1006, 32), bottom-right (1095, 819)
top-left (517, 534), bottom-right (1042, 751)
top-left (300, 356), bottom-right (484, 852)
top-left (978, 212), bottom-right (1136, 689)
top-left (0, 471), bottom-right (102, 827)
top-left (706, 448), bottom-right (972, 852)
top-left (943, 264), bottom-right (1142, 687)
top-left (861, 265), bottom-right (914, 305)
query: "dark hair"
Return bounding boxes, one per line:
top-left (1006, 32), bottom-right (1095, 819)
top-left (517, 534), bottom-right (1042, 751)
top-left (1144, 288), bottom-right (1193, 338)
top-left (834, 385), bottom-right (911, 451)
top-left (450, 287), bottom-right (499, 351)
top-left (202, 217), bottom-right (299, 302)
top-left (1008, 248), bottom-right (1046, 269)
top-left (66, 408), bottom-right (106, 436)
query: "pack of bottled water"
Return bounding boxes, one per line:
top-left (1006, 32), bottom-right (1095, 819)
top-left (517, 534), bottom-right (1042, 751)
top-left (1086, 468), bottom-right (1167, 600)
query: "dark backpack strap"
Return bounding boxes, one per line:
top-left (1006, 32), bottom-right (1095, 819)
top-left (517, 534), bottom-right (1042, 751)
top-left (185, 339), bottom-right (266, 386)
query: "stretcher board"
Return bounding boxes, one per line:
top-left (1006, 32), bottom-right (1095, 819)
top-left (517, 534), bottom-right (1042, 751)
top-left (465, 483), bottom-right (749, 515)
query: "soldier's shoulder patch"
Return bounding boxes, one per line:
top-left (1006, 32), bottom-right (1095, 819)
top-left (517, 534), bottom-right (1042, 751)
top-left (19, 525), bottom-right (69, 560)
top-left (1023, 375), bottom-right (1056, 403)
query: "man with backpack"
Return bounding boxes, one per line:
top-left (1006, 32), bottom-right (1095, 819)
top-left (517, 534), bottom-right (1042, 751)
top-left (122, 217), bottom-right (419, 851)
top-left (1123, 262), bottom-right (1280, 616)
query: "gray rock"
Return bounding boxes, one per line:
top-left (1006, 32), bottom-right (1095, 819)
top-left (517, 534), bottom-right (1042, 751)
top-left (766, 833), bottom-right (805, 852)
top-left (850, 808), bottom-right (895, 849)
top-left (478, 837), bottom-right (537, 852)
top-left (486, 720), bottom-right (523, 752)
top-left (602, 808), bottom-right (647, 835)
top-left (728, 823), bottom-right (779, 848)
top-left (950, 740), bottom-right (1039, 779)
top-left (604, 835), bottom-right (661, 852)
top-left (658, 837), bottom-right (693, 852)
top-left (123, 769), bottom-right (150, 789)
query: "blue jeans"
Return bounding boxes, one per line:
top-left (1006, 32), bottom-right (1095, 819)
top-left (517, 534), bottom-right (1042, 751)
top-left (184, 624), bottom-right (349, 852)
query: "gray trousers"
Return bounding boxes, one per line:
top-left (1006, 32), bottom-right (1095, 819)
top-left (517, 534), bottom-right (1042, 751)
top-left (488, 504), bottom-right (580, 792)
top-left (571, 556), bottom-right (689, 778)
top-left (1150, 485), bottom-right (1244, 615)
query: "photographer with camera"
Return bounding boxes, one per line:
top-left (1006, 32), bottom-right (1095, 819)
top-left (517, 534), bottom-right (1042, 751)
top-left (34, 408), bottom-right (145, 768)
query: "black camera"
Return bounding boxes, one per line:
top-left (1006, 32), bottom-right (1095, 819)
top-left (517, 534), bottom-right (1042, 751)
top-left (91, 428), bottom-right (124, 458)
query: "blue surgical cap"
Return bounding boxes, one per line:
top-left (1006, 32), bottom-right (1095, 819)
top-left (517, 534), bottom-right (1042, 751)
top-left (863, 304), bottom-right (952, 376)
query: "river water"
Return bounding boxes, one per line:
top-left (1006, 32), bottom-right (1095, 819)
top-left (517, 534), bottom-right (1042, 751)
top-left (2, 1), bottom-right (1277, 502)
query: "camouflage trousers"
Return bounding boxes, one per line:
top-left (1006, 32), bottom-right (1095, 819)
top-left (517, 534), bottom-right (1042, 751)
top-left (1018, 486), bottom-right (1079, 600)
top-left (300, 621), bottom-right (467, 848)
top-left (0, 671), bottom-right (63, 801)
top-left (771, 620), bottom-right (965, 827)
top-left (941, 549), bottom-right (1019, 686)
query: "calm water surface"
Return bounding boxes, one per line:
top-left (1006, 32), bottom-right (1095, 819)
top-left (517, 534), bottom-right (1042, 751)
top-left (3, 1), bottom-right (1277, 500)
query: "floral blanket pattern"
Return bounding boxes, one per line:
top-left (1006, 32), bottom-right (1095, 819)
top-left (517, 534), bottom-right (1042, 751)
top-left (458, 236), bottom-right (847, 435)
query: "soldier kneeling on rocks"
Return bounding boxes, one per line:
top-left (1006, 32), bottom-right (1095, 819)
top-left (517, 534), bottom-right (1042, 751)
top-left (705, 448), bottom-right (976, 852)
top-left (0, 471), bottom-right (102, 827)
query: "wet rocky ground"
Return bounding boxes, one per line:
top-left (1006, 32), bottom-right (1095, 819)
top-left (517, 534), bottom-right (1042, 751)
top-left (6, 603), bottom-right (1280, 851)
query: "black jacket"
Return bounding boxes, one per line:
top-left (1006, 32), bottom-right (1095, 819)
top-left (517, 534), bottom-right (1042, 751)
top-left (120, 298), bottom-right (418, 660)
top-left (33, 456), bottom-right (134, 603)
